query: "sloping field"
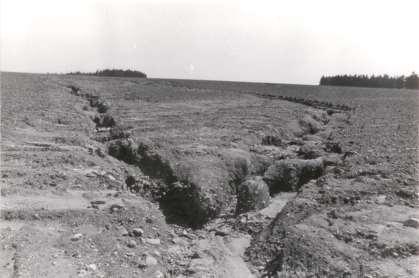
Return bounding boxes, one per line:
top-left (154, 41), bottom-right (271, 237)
top-left (1, 72), bottom-right (418, 277)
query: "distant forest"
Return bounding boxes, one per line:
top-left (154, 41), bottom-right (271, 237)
top-left (67, 69), bottom-right (147, 78)
top-left (320, 72), bottom-right (419, 89)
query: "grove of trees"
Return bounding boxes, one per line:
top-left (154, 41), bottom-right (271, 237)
top-left (68, 69), bottom-right (147, 78)
top-left (320, 72), bottom-right (418, 89)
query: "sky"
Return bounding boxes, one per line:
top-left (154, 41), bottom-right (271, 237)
top-left (1, 0), bottom-right (419, 84)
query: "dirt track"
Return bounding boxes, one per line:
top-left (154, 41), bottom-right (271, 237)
top-left (1, 72), bottom-right (418, 277)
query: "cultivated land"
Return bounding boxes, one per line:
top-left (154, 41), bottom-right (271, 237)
top-left (1, 72), bottom-right (418, 277)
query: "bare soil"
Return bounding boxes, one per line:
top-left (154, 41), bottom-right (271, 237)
top-left (1, 72), bottom-right (418, 277)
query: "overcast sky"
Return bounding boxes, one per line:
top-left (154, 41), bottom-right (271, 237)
top-left (1, 0), bottom-right (418, 84)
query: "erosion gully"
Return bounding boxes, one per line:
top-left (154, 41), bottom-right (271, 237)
top-left (63, 82), bottom-right (348, 277)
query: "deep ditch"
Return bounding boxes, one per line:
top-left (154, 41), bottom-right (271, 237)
top-left (65, 84), bottom-right (347, 230)
top-left (66, 85), bottom-right (212, 227)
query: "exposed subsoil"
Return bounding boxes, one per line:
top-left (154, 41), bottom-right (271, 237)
top-left (1, 73), bottom-right (418, 277)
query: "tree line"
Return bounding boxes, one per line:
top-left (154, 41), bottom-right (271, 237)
top-left (67, 69), bottom-right (147, 78)
top-left (319, 72), bottom-right (418, 89)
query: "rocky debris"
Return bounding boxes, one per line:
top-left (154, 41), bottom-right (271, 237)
top-left (154, 270), bottom-right (165, 278)
top-left (131, 228), bottom-right (144, 237)
top-left (396, 189), bottom-right (417, 200)
top-left (264, 158), bottom-right (324, 193)
top-left (213, 227), bottom-right (231, 237)
top-left (93, 113), bottom-right (116, 128)
top-left (109, 125), bottom-right (131, 140)
top-left (125, 174), bottom-right (161, 200)
top-left (95, 147), bottom-right (106, 157)
top-left (108, 139), bottom-right (140, 165)
top-left (403, 218), bottom-right (419, 229)
top-left (187, 257), bottom-right (214, 275)
top-left (236, 176), bottom-right (270, 214)
top-left (70, 233), bottom-right (83, 241)
top-left (89, 96), bottom-right (110, 113)
top-left (116, 225), bottom-right (129, 236)
top-left (109, 203), bottom-right (125, 213)
top-left (90, 200), bottom-right (106, 206)
top-left (179, 229), bottom-right (196, 240)
top-left (325, 141), bottom-right (343, 154)
top-left (127, 239), bottom-right (137, 248)
top-left (86, 264), bottom-right (97, 271)
top-left (138, 254), bottom-right (158, 268)
top-left (145, 238), bottom-right (161, 245)
top-left (261, 135), bottom-right (283, 146)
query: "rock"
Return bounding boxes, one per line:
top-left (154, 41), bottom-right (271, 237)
top-left (171, 237), bottom-right (189, 246)
top-left (91, 200), bottom-right (106, 205)
top-left (152, 250), bottom-right (161, 257)
top-left (403, 218), bottom-right (419, 229)
top-left (109, 203), bottom-right (125, 213)
top-left (145, 238), bottom-right (161, 245)
top-left (127, 239), bottom-right (137, 248)
top-left (71, 233), bottom-right (83, 241)
top-left (154, 270), bottom-right (165, 278)
top-left (187, 257), bottom-right (213, 274)
top-left (180, 230), bottom-right (195, 240)
top-left (236, 176), bottom-right (270, 214)
top-left (86, 172), bottom-right (96, 178)
top-left (106, 174), bottom-right (116, 181)
top-left (375, 195), bottom-right (387, 204)
top-left (264, 158), bottom-right (324, 193)
top-left (95, 148), bottom-right (106, 158)
top-left (138, 254), bottom-right (158, 268)
top-left (117, 225), bottom-right (129, 236)
top-left (145, 255), bottom-right (158, 266)
top-left (132, 228), bottom-right (144, 237)
top-left (214, 227), bottom-right (230, 236)
top-left (87, 264), bottom-right (97, 271)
